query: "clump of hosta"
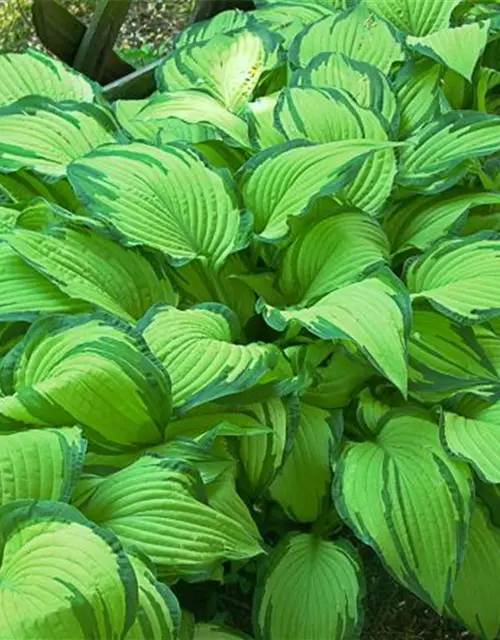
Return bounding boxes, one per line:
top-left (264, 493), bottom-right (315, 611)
top-left (0, 0), bottom-right (500, 638)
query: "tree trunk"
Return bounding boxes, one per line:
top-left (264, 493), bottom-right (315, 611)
top-left (191, 0), bottom-right (255, 23)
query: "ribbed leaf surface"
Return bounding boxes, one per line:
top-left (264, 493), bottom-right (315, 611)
top-left (68, 142), bottom-right (243, 270)
top-left (335, 410), bottom-right (472, 611)
top-left (0, 501), bottom-right (137, 639)
top-left (255, 533), bottom-right (363, 640)
top-left (0, 49), bottom-right (94, 107)
top-left (0, 98), bottom-right (117, 178)
top-left (140, 304), bottom-right (278, 411)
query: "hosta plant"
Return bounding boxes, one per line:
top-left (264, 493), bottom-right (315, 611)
top-left (1, 0), bottom-right (500, 638)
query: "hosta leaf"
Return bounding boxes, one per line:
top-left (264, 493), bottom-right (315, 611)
top-left (232, 271), bottom-right (286, 309)
top-left (465, 207), bottom-right (500, 235)
top-left (84, 431), bottom-right (234, 481)
top-left (160, 121), bottom-right (246, 147)
top-left (365, 0), bottom-right (460, 36)
top-left (0, 426), bottom-right (85, 504)
top-left (157, 28), bottom-right (281, 113)
top-left (476, 481), bottom-right (500, 529)
top-left (447, 502), bottom-right (500, 640)
top-left (303, 347), bottom-right (374, 409)
top-left (163, 397), bottom-right (279, 440)
top-left (292, 52), bottom-right (398, 130)
top-left (476, 326), bottom-right (500, 372)
top-left (68, 142), bottom-right (243, 270)
top-left (261, 276), bottom-right (409, 394)
top-left (355, 388), bottom-right (393, 437)
top-left (253, 1), bottom-right (334, 45)
top-left (237, 394), bottom-right (300, 496)
top-left (0, 98), bottom-right (117, 178)
top-left (194, 140), bottom-right (248, 172)
top-left (14, 198), bottom-right (60, 231)
top-left (289, 5), bottom-right (405, 73)
top-left (409, 310), bottom-right (500, 404)
top-left (0, 205), bottom-right (19, 233)
top-left (0, 314), bottom-right (172, 451)
top-left (0, 242), bottom-right (90, 321)
top-left (394, 59), bottom-right (444, 138)
top-left (255, 2), bottom-right (332, 24)
top-left (255, 533), bottom-right (363, 640)
top-left (255, 0), bottom-right (339, 5)
top-left (170, 256), bottom-right (256, 327)
top-left (244, 92), bottom-right (286, 150)
top-left (4, 226), bottom-right (177, 323)
top-left (116, 99), bottom-right (228, 149)
top-left (274, 86), bottom-right (396, 214)
top-left (443, 396), bottom-right (500, 483)
top-left (175, 10), bottom-right (251, 48)
top-left (442, 68), bottom-right (472, 111)
top-left (476, 66), bottom-right (500, 114)
top-left (126, 553), bottom-right (180, 640)
top-left (194, 623), bottom-right (250, 639)
top-left (0, 170), bottom-right (79, 210)
top-left (0, 49), bottom-right (94, 107)
top-left (269, 403), bottom-right (341, 522)
top-left (137, 91), bottom-right (251, 148)
top-left (384, 191), bottom-right (500, 256)
top-left (482, 21), bottom-right (500, 71)
top-left (76, 455), bottom-right (263, 577)
top-left (206, 468), bottom-right (261, 541)
top-left (278, 209), bottom-right (389, 306)
top-left (240, 138), bottom-right (394, 242)
top-left (139, 303), bottom-right (279, 411)
top-left (407, 21), bottom-right (490, 81)
top-left (0, 500), bottom-right (137, 639)
top-left (180, 611), bottom-right (196, 640)
top-left (406, 235), bottom-right (500, 323)
top-left (0, 198), bottom-right (58, 233)
top-left (335, 410), bottom-right (473, 611)
top-left (255, 63), bottom-right (289, 97)
top-left (0, 197), bottom-right (51, 227)
top-left (114, 99), bottom-right (162, 141)
top-left (162, 436), bottom-right (235, 485)
top-left (0, 322), bottom-right (27, 359)
top-left (398, 111), bottom-right (500, 193)
top-left (283, 336), bottom-right (334, 380)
